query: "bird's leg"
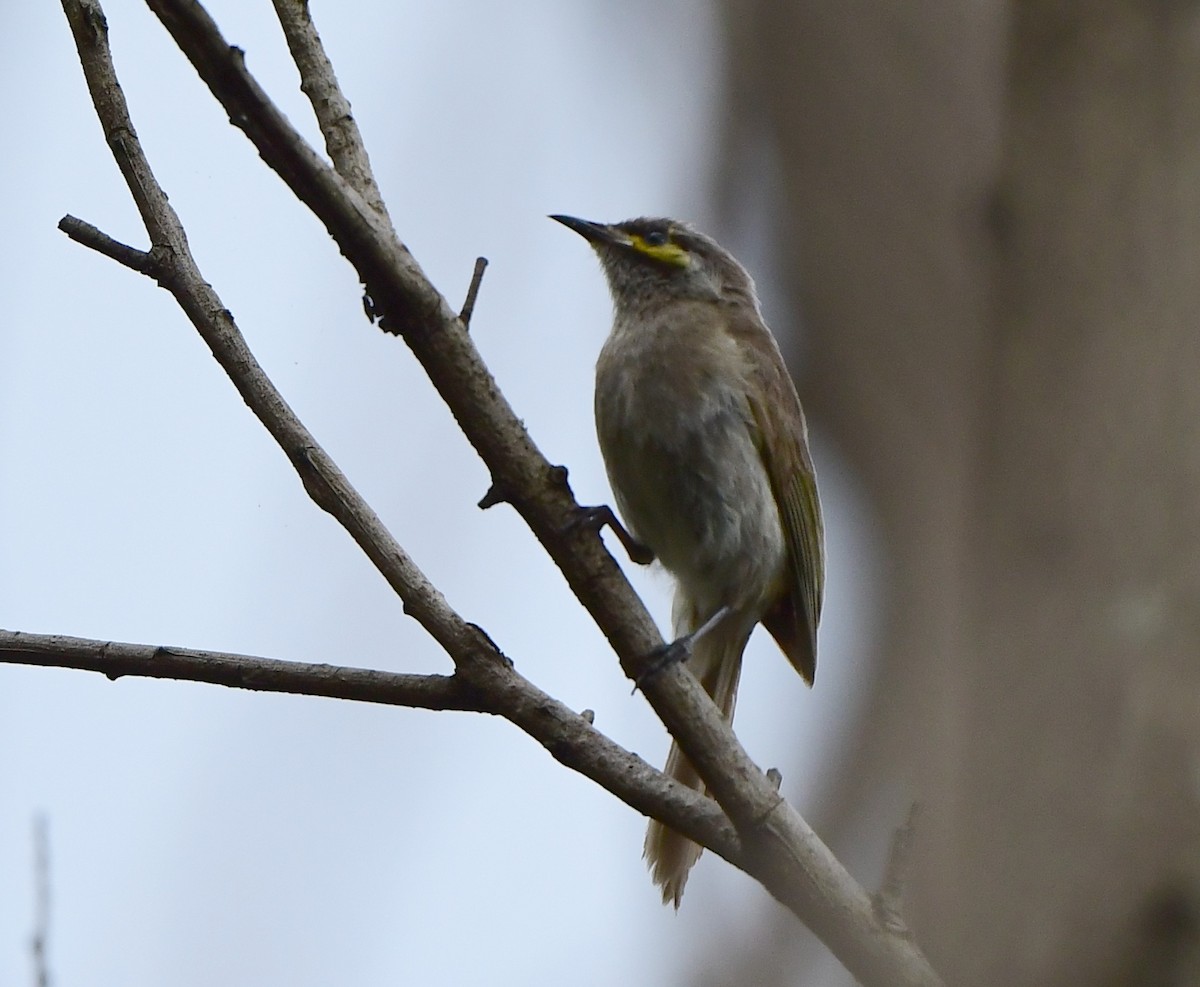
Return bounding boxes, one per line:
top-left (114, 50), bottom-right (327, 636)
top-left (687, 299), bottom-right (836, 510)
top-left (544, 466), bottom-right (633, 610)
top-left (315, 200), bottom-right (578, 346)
top-left (571, 504), bottom-right (655, 565)
top-left (633, 604), bottom-right (733, 693)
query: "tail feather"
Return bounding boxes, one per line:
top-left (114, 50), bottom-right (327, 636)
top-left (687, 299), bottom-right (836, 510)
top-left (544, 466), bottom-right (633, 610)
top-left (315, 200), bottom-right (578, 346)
top-left (644, 622), bottom-right (747, 907)
top-left (644, 742), bottom-right (705, 907)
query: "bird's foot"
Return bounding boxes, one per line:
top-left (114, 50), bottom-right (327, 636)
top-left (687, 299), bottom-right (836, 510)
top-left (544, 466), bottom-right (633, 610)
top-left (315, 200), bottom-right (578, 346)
top-left (571, 505), bottom-right (655, 565)
top-left (632, 636), bottom-right (693, 694)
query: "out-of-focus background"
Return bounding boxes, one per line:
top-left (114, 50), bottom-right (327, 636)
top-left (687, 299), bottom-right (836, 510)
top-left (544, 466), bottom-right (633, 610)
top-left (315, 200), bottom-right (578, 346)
top-left (4, 3), bottom-right (1198, 986)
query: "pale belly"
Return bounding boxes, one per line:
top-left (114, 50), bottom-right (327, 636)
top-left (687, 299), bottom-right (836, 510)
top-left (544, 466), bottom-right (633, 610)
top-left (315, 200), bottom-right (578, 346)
top-left (594, 342), bottom-right (786, 625)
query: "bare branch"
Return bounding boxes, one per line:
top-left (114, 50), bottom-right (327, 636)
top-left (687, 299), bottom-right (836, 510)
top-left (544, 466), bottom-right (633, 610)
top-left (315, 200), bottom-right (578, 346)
top-left (459, 256), bottom-right (488, 328)
top-left (58, 214), bottom-right (154, 274)
top-left (1, 628), bottom-right (474, 709)
top-left (0, 628), bottom-right (740, 867)
top-left (61, 0), bottom-right (480, 672)
top-left (269, 0), bottom-right (392, 228)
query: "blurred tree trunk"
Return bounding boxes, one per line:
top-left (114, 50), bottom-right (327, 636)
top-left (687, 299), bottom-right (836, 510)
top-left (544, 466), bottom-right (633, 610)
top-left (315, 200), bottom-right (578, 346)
top-left (711, 2), bottom-right (1200, 984)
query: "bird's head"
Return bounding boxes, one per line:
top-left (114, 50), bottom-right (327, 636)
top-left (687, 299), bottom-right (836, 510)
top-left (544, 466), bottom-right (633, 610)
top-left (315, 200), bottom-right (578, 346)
top-left (550, 215), bottom-right (757, 313)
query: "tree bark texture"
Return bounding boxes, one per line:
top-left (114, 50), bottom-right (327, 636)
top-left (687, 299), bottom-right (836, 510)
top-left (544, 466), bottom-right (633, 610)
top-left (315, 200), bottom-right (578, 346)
top-left (716, 2), bottom-right (1200, 984)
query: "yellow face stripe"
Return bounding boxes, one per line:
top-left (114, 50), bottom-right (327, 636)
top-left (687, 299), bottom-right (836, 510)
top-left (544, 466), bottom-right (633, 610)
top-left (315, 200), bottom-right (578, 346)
top-left (628, 234), bottom-right (690, 268)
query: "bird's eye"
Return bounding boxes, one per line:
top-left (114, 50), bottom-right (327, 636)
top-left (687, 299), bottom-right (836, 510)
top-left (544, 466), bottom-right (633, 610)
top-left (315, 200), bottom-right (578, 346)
top-left (643, 230), bottom-right (669, 247)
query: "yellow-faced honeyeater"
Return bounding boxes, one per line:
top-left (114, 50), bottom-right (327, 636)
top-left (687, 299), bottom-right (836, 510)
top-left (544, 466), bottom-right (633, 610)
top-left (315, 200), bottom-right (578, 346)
top-left (552, 215), bottom-right (824, 906)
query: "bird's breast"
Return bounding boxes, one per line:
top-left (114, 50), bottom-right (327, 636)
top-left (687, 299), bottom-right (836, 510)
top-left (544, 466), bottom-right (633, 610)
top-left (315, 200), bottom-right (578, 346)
top-left (593, 308), bottom-right (786, 616)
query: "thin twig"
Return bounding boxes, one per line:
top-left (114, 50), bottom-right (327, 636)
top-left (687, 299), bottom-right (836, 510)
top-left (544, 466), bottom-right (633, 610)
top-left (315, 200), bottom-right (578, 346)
top-left (58, 215), bottom-right (154, 273)
top-left (31, 816), bottom-right (50, 987)
top-left (459, 256), bottom-right (488, 328)
top-left (874, 802), bottom-right (920, 936)
top-left (270, 0), bottom-right (392, 229)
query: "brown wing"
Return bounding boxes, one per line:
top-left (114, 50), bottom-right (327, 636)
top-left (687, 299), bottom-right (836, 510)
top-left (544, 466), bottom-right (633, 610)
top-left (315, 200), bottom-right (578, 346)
top-left (731, 309), bottom-right (824, 685)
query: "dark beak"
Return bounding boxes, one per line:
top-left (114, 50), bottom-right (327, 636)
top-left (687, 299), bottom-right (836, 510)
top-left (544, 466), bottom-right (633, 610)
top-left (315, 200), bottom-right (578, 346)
top-left (549, 214), bottom-right (629, 247)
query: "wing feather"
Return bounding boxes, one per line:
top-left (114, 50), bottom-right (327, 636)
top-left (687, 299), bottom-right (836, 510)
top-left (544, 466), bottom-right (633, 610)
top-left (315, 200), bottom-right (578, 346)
top-left (731, 310), bottom-right (824, 684)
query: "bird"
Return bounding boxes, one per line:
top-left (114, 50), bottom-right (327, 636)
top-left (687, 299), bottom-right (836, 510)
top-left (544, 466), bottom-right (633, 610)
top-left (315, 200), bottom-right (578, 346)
top-left (550, 214), bottom-right (824, 906)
